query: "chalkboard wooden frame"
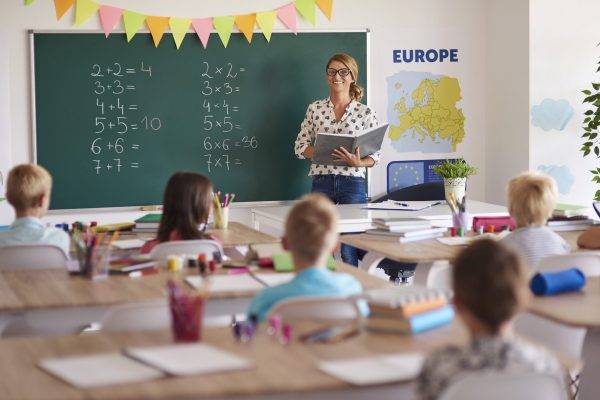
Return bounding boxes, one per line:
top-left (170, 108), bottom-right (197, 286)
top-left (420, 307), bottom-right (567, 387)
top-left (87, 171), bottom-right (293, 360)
top-left (29, 29), bottom-right (371, 213)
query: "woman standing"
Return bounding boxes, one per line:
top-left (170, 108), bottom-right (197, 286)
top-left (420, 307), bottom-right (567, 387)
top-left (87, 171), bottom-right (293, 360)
top-left (294, 53), bottom-right (379, 266)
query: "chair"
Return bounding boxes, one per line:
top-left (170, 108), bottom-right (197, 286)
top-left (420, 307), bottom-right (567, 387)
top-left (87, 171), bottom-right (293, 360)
top-left (536, 253), bottom-right (600, 277)
top-left (439, 372), bottom-right (567, 400)
top-left (0, 244), bottom-right (68, 270)
top-left (267, 296), bottom-right (362, 323)
top-left (149, 240), bottom-right (223, 264)
top-left (413, 260), bottom-right (452, 290)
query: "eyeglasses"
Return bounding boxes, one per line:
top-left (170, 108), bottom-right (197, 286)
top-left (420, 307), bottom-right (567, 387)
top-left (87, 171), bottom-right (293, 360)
top-left (326, 67), bottom-right (351, 77)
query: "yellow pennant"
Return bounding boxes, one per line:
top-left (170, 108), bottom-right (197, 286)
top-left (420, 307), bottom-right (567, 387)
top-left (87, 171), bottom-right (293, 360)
top-left (169, 17), bottom-right (191, 49)
top-left (256, 11), bottom-right (277, 42)
top-left (75, 0), bottom-right (99, 27)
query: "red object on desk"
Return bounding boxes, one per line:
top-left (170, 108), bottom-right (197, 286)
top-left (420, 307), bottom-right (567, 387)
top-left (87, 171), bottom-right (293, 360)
top-left (472, 216), bottom-right (516, 232)
top-left (258, 257), bottom-right (274, 268)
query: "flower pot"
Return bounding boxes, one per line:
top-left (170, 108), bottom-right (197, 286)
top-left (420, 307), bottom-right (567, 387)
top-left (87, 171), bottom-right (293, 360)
top-left (444, 177), bottom-right (467, 204)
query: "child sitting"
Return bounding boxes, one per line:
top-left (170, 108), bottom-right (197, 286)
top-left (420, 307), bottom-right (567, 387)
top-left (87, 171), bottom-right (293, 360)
top-left (0, 164), bottom-right (69, 256)
top-left (416, 239), bottom-right (566, 400)
top-left (248, 193), bottom-right (368, 321)
top-left (501, 171), bottom-right (570, 268)
top-left (141, 171), bottom-right (215, 254)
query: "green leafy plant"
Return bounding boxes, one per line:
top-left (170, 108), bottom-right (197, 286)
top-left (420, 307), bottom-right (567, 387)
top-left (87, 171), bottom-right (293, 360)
top-left (581, 66), bottom-right (600, 200)
top-left (432, 159), bottom-right (478, 179)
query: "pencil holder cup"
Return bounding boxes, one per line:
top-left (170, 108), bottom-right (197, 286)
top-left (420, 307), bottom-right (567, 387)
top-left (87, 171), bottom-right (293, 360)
top-left (214, 207), bottom-right (229, 229)
top-left (169, 283), bottom-right (204, 342)
top-left (452, 212), bottom-right (470, 231)
top-left (78, 245), bottom-right (111, 280)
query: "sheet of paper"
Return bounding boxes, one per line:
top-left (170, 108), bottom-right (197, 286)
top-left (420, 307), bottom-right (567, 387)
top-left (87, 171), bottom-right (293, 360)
top-left (363, 200), bottom-right (443, 211)
top-left (112, 239), bottom-right (147, 250)
top-left (39, 353), bottom-right (163, 388)
top-left (318, 353), bottom-right (424, 386)
top-left (124, 343), bottom-right (252, 376)
top-left (253, 272), bottom-right (295, 287)
top-left (185, 274), bottom-right (264, 292)
top-left (436, 231), bottom-right (510, 246)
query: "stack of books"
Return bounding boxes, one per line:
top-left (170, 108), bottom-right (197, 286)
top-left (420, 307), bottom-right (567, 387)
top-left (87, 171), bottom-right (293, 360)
top-left (549, 204), bottom-right (595, 231)
top-left (553, 203), bottom-right (589, 218)
top-left (364, 218), bottom-right (446, 243)
top-left (133, 213), bottom-right (161, 233)
top-left (365, 286), bottom-right (454, 334)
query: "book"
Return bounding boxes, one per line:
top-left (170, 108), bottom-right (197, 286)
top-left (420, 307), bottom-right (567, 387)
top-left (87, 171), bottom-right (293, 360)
top-left (134, 213), bottom-right (162, 229)
top-left (373, 217), bottom-right (432, 227)
top-left (363, 231), bottom-right (445, 243)
top-left (553, 203), bottom-right (589, 218)
top-left (363, 200), bottom-right (444, 211)
top-left (312, 124), bottom-right (388, 165)
top-left (365, 227), bottom-right (447, 238)
top-left (366, 305), bottom-right (455, 334)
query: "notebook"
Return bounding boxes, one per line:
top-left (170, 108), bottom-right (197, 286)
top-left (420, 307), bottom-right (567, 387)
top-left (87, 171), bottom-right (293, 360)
top-left (318, 353), bottom-right (424, 386)
top-left (313, 124), bottom-right (389, 165)
top-left (123, 343), bottom-right (252, 376)
top-left (39, 353), bottom-right (164, 388)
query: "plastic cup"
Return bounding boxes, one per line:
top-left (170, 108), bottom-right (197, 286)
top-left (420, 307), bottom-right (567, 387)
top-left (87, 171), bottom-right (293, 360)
top-left (170, 295), bottom-right (204, 342)
top-left (214, 207), bottom-right (230, 229)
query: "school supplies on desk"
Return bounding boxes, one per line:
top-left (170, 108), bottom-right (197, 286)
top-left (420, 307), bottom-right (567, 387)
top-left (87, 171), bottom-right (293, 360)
top-left (367, 305), bottom-right (455, 334)
top-left (213, 192), bottom-right (234, 229)
top-left (168, 281), bottom-right (204, 342)
top-left (530, 268), bottom-right (586, 296)
top-left (372, 217), bottom-right (432, 231)
top-left (313, 124), bottom-right (389, 165)
top-left (553, 203), bottom-right (590, 218)
top-left (134, 213), bottom-right (162, 230)
top-left (471, 216), bottom-right (516, 232)
top-left (108, 259), bottom-right (156, 274)
top-left (93, 222), bottom-right (135, 233)
top-left (547, 216), bottom-right (596, 231)
top-left (71, 229), bottom-right (119, 279)
top-left (363, 200), bottom-right (443, 211)
top-left (111, 238), bottom-right (148, 250)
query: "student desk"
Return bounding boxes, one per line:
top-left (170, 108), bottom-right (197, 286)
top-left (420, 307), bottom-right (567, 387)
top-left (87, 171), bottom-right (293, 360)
top-left (251, 200), bottom-right (508, 236)
top-left (0, 321), bottom-right (581, 400)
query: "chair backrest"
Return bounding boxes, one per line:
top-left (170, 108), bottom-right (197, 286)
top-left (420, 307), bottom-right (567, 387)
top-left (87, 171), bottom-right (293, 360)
top-left (374, 182), bottom-right (445, 202)
top-left (149, 240), bottom-right (223, 263)
top-left (413, 260), bottom-right (452, 290)
top-left (0, 244), bottom-right (68, 270)
top-left (536, 253), bottom-right (600, 277)
top-left (267, 296), bottom-right (361, 323)
top-left (100, 300), bottom-right (170, 333)
top-left (439, 372), bottom-right (567, 400)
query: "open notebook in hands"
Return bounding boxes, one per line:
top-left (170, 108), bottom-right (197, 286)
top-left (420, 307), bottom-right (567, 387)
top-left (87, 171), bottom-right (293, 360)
top-left (313, 124), bottom-right (389, 166)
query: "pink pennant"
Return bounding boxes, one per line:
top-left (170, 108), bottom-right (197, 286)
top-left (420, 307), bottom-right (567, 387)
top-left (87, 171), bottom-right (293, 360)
top-left (192, 17), bottom-right (213, 49)
top-left (277, 3), bottom-right (297, 35)
top-left (99, 5), bottom-right (123, 37)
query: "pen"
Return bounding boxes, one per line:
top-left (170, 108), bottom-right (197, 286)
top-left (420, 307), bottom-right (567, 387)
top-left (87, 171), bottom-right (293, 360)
top-left (394, 201), bottom-right (409, 207)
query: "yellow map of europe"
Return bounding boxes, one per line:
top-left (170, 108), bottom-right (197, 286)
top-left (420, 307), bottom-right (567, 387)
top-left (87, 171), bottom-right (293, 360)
top-left (387, 71), bottom-right (465, 153)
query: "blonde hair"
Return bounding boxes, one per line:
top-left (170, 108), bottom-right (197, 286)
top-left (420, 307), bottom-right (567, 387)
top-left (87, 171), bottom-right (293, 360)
top-left (285, 193), bottom-right (338, 264)
top-left (507, 171), bottom-right (557, 227)
top-left (453, 239), bottom-right (529, 334)
top-left (6, 164), bottom-right (52, 211)
top-left (327, 53), bottom-right (364, 101)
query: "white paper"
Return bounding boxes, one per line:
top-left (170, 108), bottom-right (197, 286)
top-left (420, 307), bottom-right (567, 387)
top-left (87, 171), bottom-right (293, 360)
top-left (318, 353), bottom-right (424, 386)
top-left (363, 200), bottom-right (444, 211)
top-left (124, 343), bottom-right (252, 376)
top-left (436, 231), bottom-right (510, 246)
top-left (112, 239), bottom-right (148, 250)
top-left (39, 353), bottom-right (163, 388)
top-left (253, 272), bottom-right (295, 287)
top-left (185, 274), bottom-right (264, 292)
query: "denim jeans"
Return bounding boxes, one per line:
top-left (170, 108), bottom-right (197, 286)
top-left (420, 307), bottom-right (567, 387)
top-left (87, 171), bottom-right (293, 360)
top-left (311, 174), bottom-right (367, 266)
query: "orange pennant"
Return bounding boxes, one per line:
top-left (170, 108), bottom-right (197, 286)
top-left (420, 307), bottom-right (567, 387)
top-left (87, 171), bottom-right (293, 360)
top-left (235, 13), bottom-right (256, 43)
top-left (54, 0), bottom-right (75, 20)
top-left (146, 16), bottom-right (169, 47)
top-left (315, 0), bottom-right (333, 20)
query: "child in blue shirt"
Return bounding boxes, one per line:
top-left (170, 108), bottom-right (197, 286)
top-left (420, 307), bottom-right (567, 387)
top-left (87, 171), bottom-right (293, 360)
top-left (248, 193), bottom-right (368, 321)
top-left (0, 164), bottom-right (69, 256)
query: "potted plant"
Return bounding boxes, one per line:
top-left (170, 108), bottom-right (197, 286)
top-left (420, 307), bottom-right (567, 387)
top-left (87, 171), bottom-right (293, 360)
top-left (432, 159), bottom-right (478, 203)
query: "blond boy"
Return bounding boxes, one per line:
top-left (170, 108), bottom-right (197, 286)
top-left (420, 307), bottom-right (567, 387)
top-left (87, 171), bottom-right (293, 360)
top-left (0, 164), bottom-right (69, 256)
top-left (501, 171), bottom-right (570, 268)
top-left (416, 239), bottom-right (566, 400)
top-left (248, 193), bottom-right (367, 321)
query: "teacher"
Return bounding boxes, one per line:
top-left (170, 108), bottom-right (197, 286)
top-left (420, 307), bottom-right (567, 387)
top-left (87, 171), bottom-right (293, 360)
top-left (294, 53), bottom-right (379, 267)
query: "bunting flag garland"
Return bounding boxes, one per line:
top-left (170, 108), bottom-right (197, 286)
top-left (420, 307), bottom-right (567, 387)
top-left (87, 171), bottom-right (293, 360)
top-left (146, 16), bottom-right (169, 47)
top-left (213, 15), bottom-right (235, 48)
top-left (74, 0), bottom-right (99, 27)
top-left (54, 0), bottom-right (74, 20)
top-left (235, 14), bottom-right (256, 44)
top-left (123, 10), bottom-right (146, 42)
top-left (98, 5), bottom-right (122, 37)
top-left (192, 18), bottom-right (213, 49)
top-left (256, 11), bottom-right (277, 42)
top-left (169, 17), bottom-right (191, 49)
top-left (26, 0), bottom-right (335, 49)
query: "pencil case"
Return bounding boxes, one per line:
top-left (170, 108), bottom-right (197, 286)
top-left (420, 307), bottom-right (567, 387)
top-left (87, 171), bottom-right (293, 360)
top-left (530, 268), bottom-right (586, 296)
top-left (471, 216), bottom-right (516, 231)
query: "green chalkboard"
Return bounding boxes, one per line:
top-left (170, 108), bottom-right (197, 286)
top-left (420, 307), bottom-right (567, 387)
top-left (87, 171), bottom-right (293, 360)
top-left (32, 31), bottom-right (367, 209)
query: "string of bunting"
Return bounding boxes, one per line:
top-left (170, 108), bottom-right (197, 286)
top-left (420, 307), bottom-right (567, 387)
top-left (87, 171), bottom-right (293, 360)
top-left (24, 0), bottom-right (334, 49)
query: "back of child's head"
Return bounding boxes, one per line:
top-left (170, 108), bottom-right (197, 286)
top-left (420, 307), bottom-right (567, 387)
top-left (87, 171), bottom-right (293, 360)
top-left (285, 193), bottom-right (338, 264)
top-left (6, 164), bottom-right (52, 211)
top-left (158, 172), bottom-right (213, 242)
top-left (453, 239), bottom-right (528, 334)
top-left (507, 171), bottom-right (557, 227)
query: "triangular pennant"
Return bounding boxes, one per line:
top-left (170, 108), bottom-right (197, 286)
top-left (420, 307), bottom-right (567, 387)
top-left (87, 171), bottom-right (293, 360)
top-left (295, 0), bottom-right (316, 25)
top-left (54, 0), bottom-right (74, 20)
top-left (315, 0), bottom-right (333, 20)
top-left (277, 3), bottom-right (297, 34)
top-left (123, 10), bottom-right (146, 42)
top-left (256, 11), bottom-right (277, 42)
top-left (192, 18), bottom-right (212, 49)
top-left (98, 5), bottom-right (122, 37)
top-left (75, 0), bottom-right (99, 27)
top-left (146, 16), bottom-right (169, 47)
top-left (169, 17), bottom-right (191, 49)
top-left (235, 14), bottom-right (256, 44)
top-left (25, 0), bottom-right (35, 5)
top-left (213, 16), bottom-right (235, 48)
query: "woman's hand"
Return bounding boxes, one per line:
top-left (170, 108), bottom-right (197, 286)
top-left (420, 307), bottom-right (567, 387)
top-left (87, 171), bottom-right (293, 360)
top-left (332, 146), bottom-right (373, 167)
top-left (303, 146), bottom-right (315, 159)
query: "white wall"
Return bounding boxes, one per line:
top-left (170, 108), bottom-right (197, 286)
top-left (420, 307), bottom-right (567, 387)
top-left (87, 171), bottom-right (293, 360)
top-left (1, 0), bottom-right (493, 224)
top-left (530, 0), bottom-right (599, 206)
